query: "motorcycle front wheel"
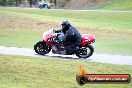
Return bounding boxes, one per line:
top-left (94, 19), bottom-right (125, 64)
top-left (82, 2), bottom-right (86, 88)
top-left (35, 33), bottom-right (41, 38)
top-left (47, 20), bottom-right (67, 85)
top-left (34, 41), bottom-right (51, 55)
top-left (76, 44), bottom-right (94, 59)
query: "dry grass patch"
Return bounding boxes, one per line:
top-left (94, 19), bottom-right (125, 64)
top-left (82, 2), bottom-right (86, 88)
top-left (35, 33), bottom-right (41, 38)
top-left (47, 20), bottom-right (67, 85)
top-left (0, 14), bottom-right (60, 32)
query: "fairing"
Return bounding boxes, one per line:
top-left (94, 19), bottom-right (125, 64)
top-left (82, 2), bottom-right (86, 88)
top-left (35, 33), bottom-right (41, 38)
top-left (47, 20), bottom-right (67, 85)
top-left (80, 34), bottom-right (95, 46)
top-left (42, 29), bottom-right (95, 46)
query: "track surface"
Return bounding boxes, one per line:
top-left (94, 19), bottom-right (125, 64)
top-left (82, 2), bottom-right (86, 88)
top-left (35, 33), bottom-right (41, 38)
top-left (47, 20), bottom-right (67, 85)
top-left (3, 7), bottom-right (132, 12)
top-left (53, 9), bottom-right (132, 12)
top-left (0, 46), bottom-right (132, 65)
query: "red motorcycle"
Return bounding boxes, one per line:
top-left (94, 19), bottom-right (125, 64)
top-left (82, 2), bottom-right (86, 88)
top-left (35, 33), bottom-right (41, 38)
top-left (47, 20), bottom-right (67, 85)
top-left (34, 29), bottom-right (95, 58)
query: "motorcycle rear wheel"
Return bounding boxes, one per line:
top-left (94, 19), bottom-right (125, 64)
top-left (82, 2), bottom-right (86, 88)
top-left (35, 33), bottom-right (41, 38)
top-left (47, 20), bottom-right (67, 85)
top-left (34, 41), bottom-right (51, 55)
top-left (76, 44), bottom-right (94, 59)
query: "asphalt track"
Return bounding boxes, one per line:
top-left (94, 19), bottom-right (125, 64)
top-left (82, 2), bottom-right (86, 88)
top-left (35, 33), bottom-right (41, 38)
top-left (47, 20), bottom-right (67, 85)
top-left (0, 46), bottom-right (132, 65)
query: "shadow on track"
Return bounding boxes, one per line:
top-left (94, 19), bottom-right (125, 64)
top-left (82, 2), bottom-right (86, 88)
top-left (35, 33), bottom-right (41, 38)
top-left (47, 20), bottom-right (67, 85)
top-left (35, 53), bottom-right (92, 62)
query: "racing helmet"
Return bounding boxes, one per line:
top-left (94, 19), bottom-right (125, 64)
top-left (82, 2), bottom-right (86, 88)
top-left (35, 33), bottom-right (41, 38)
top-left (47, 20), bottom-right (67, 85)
top-left (61, 20), bottom-right (70, 30)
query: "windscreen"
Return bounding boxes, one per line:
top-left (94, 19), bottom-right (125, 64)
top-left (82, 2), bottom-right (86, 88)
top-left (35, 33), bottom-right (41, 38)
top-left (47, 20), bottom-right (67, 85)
top-left (43, 29), bottom-right (54, 37)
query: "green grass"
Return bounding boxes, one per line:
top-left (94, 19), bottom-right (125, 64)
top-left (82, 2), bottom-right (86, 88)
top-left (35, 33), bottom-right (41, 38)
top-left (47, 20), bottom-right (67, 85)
top-left (0, 28), bottom-right (41, 48)
top-left (0, 8), bottom-right (132, 55)
top-left (95, 35), bottom-right (132, 55)
top-left (83, 0), bottom-right (132, 10)
top-left (0, 8), bottom-right (132, 30)
top-left (0, 55), bottom-right (132, 88)
top-left (98, 0), bottom-right (132, 10)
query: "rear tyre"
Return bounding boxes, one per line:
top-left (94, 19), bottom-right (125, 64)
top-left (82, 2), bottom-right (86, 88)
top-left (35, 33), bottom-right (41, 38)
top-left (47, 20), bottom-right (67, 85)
top-left (76, 44), bottom-right (94, 59)
top-left (34, 41), bottom-right (51, 55)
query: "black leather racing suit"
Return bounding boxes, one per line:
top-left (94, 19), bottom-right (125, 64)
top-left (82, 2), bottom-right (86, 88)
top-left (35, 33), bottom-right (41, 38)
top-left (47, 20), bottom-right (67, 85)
top-left (56, 26), bottom-right (82, 54)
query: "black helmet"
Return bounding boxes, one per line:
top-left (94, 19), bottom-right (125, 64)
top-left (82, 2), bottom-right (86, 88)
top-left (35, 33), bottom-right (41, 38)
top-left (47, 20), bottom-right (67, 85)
top-left (61, 20), bottom-right (70, 30)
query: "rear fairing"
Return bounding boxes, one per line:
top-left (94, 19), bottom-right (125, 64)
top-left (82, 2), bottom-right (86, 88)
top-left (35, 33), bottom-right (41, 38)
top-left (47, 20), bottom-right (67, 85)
top-left (80, 34), bottom-right (95, 46)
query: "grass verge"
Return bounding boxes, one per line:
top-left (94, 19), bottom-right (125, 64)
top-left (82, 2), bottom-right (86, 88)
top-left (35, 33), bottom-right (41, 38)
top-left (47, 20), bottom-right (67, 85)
top-left (0, 7), bottom-right (132, 30)
top-left (0, 55), bottom-right (132, 88)
top-left (98, 0), bottom-right (132, 10)
top-left (82, 0), bottom-right (132, 10)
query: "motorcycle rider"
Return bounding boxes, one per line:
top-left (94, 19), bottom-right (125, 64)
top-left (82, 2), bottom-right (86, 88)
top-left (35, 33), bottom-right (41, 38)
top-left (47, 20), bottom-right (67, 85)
top-left (55, 20), bottom-right (82, 55)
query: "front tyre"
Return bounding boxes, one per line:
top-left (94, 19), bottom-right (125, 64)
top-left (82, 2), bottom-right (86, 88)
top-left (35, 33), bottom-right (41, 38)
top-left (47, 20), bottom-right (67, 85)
top-left (76, 44), bottom-right (94, 59)
top-left (34, 41), bottom-right (51, 55)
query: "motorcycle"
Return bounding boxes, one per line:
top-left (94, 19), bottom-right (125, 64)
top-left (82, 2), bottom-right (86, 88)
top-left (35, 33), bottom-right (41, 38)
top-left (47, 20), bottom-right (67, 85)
top-left (34, 29), bottom-right (95, 58)
top-left (38, 1), bottom-right (51, 9)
